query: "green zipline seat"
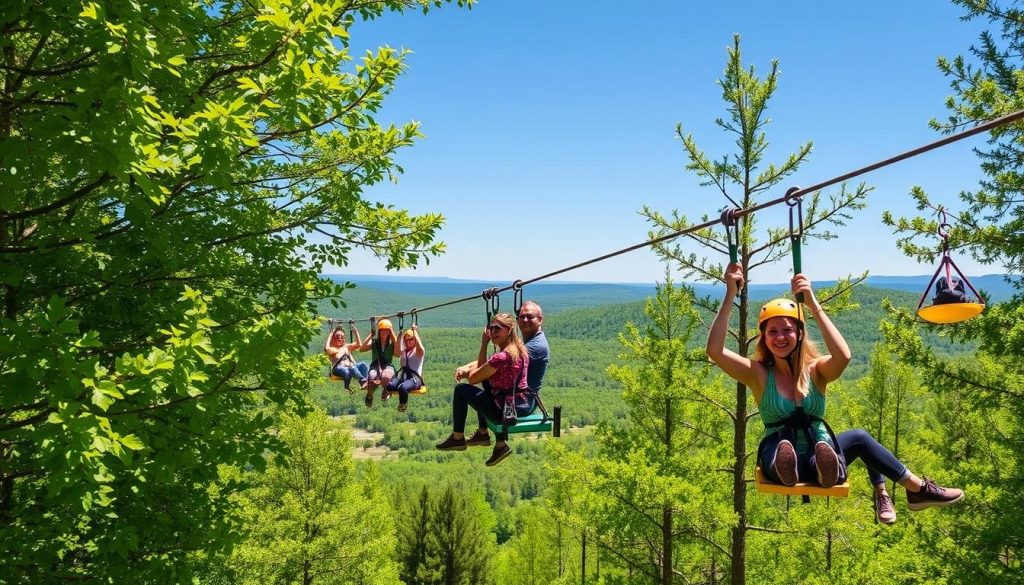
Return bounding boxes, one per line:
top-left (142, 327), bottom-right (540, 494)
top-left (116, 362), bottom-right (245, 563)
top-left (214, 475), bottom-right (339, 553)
top-left (486, 407), bottom-right (561, 436)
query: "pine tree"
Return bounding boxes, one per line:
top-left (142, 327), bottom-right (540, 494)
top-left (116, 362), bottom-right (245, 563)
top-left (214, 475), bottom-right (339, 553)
top-left (878, 1), bottom-right (1024, 581)
top-left (421, 484), bottom-right (492, 585)
top-left (639, 35), bottom-right (870, 584)
top-left (551, 278), bottom-right (735, 584)
top-left (399, 486), bottom-right (433, 584)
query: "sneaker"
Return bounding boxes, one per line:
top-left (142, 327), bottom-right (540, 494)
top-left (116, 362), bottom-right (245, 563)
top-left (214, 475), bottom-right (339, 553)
top-left (906, 477), bottom-right (964, 511)
top-left (874, 491), bottom-right (897, 525)
top-left (381, 389), bottom-right (391, 402)
top-left (772, 440), bottom-right (799, 486)
top-left (435, 434), bottom-right (467, 452)
top-left (397, 403), bottom-right (408, 413)
top-left (465, 430), bottom-right (491, 447)
top-left (814, 441), bottom-right (840, 488)
top-left (485, 443), bottom-right (512, 466)
top-left (364, 394), bottom-right (372, 408)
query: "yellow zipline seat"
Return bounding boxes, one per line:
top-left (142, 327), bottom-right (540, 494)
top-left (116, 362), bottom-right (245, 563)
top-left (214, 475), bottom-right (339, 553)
top-left (755, 466), bottom-right (850, 498)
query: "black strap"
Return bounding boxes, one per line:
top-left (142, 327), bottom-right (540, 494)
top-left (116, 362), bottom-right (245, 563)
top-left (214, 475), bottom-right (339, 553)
top-left (395, 366), bottom-right (423, 386)
top-left (764, 407), bottom-right (846, 462)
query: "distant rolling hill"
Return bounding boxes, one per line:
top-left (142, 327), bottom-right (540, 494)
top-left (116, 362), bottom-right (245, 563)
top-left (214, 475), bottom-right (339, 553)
top-left (320, 274), bottom-right (1017, 327)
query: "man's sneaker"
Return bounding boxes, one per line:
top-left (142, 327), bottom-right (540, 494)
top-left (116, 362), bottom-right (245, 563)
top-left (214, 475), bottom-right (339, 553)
top-left (466, 430), bottom-right (491, 447)
top-left (874, 491), bottom-right (897, 525)
top-left (772, 440), bottom-right (799, 486)
top-left (814, 441), bottom-right (840, 488)
top-left (435, 434), bottom-right (467, 452)
top-left (906, 477), bottom-right (964, 511)
top-left (485, 443), bottom-right (512, 466)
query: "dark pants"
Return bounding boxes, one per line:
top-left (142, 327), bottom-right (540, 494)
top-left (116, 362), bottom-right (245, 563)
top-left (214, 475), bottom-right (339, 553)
top-left (759, 427), bottom-right (908, 486)
top-left (453, 384), bottom-right (507, 441)
top-left (386, 377), bottom-right (422, 405)
top-left (451, 384), bottom-right (540, 442)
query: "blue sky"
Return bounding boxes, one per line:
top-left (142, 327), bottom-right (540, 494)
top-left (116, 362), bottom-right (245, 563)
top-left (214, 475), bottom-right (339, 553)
top-left (332, 1), bottom-right (993, 286)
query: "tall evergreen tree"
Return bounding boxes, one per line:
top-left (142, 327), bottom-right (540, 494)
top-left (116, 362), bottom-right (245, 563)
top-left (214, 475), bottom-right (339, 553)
top-left (639, 35), bottom-right (870, 584)
top-left (879, 2), bottom-right (1024, 581)
top-left (551, 278), bottom-right (735, 584)
top-left (421, 484), bottom-right (493, 585)
top-left (399, 486), bottom-right (433, 584)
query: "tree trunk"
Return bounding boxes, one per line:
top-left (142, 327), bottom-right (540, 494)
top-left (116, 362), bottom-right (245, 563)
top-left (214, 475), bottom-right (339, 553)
top-left (663, 396), bottom-right (673, 585)
top-left (581, 531), bottom-right (586, 585)
top-left (731, 380), bottom-right (747, 585)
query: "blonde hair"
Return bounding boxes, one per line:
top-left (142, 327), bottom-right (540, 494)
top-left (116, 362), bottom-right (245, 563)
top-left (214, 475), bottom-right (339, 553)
top-left (492, 313), bottom-right (527, 364)
top-left (752, 316), bottom-right (821, 397)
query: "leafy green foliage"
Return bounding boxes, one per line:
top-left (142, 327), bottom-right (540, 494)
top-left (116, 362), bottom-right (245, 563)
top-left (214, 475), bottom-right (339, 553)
top-left (876, 2), bottom-right (1024, 580)
top-left (0, 0), bottom-right (468, 580)
top-left (212, 413), bottom-right (401, 585)
top-left (636, 35), bottom-right (872, 584)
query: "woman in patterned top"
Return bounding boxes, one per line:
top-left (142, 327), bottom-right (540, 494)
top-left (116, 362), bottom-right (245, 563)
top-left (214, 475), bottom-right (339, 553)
top-left (435, 312), bottom-right (529, 467)
top-left (707, 263), bottom-right (963, 525)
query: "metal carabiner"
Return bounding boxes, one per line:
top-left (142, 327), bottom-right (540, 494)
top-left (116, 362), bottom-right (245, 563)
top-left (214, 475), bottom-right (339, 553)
top-left (785, 187), bottom-right (805, 303)
top-left (511, 280), bottom-right (524, 317)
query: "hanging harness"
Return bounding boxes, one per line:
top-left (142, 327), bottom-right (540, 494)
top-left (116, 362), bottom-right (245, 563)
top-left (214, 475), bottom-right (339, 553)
top-left (760, 405), bottom-right (849, 501)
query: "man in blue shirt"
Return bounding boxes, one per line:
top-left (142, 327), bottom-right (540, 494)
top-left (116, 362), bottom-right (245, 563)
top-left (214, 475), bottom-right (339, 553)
top-left (517, 301), bottom-right (549, 394)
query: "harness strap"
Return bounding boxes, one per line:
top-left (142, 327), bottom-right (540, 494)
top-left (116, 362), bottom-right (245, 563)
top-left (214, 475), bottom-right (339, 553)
top-left (764, 407), bottom-right (847, 462)
top-left (395, 366), bottom-right (423, 386)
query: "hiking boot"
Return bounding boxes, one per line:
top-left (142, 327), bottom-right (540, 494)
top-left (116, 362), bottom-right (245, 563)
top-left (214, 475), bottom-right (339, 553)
top-left (814, 441), bottom-right (840, 488)
top-left (435, 434), bottom-right (466, 452)
top-left (772, 440), bottom-right (799, 486)
top-left (465, 429), bottom-right (491, 447)
top-left (874, 491), bottom-right (897, 525)
top-left (485, 443), bottom-right (512, 467)
top-left (906, 477), bottom-right (964, 511)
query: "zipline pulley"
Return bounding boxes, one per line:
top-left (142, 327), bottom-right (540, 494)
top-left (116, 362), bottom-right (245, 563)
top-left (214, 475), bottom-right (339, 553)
top-left (720, 207), bottom-right (740, 264)
top-left (915, 209), bottom-right (985, 324)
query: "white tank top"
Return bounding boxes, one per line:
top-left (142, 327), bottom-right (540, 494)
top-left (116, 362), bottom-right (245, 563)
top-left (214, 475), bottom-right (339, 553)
top-left (401, 349), bottom-right (424, 376)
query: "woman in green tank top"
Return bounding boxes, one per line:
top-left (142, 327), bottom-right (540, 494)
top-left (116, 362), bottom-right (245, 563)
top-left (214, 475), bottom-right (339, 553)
top-left (707, 264), bottom-right (964, 524)
top-left (358, 318), bottom-right (397, 407)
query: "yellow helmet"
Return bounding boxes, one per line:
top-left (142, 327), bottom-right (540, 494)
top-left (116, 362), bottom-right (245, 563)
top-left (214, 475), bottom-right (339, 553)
top-left (403, 328), bottom-right (415, 340)
top-left (758, 298), bottom-right (803, 328)
top-left (377, 318), bottom-right (393, 331)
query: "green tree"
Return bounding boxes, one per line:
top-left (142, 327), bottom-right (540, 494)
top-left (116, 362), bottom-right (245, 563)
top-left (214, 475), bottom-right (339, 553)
top-left (878, 2), bottom-right (1024, 581)
top-left (492, 501), bottom-right (564, 585)
top-left (0, 0), bottom-right (467, 581)
top-left (551, 278), bottom-right (736, 584)
top-left (421, 483), bottom-right (493, 585)
top-left (851, 342), bottom-right (925, 493)
top-left (640, 35), bottom-right (869, 584)
top-left (398, 486), bottom-right (433, 584)
top-left (222, 412), bottom-right (400, 585)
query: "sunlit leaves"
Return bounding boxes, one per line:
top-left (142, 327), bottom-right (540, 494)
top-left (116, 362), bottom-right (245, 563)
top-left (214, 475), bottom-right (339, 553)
top-left (1, 0), bottom-right (468, 580)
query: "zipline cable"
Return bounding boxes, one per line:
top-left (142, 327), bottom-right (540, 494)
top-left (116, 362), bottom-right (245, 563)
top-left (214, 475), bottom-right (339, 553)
top-left (328, 109), bottom-right (1024, 324)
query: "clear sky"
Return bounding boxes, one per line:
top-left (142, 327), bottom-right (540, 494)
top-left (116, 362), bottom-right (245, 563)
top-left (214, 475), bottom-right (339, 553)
top-left (331, 1), bottom-right (994, 286)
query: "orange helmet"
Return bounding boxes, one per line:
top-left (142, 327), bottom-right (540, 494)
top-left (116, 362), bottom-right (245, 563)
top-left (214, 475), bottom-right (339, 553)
top-left (758, 298), bottom-right (803, 328)
top-left (377, 318), bottom-right (393, 331)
